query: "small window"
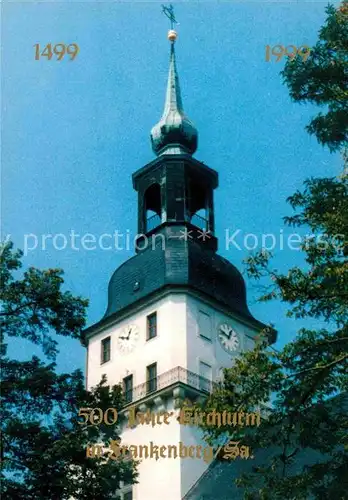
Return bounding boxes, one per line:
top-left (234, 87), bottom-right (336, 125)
top-left (199, 361), bottom-right (212, 393)
top-left (123, 375), bottom-right (133, 404)
top-left (101, 336), bottom-right (111, 364)
top-left (198, 311), bottom-right (211, 340)
top-left (146, 312), bottom-right (157, 340)
top-left (146, 363), bottom-right (157, 394)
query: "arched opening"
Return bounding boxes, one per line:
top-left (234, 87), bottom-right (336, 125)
top-left (186, 178), bottom-right (210, 231)
top-left (144, 183), bottom-right (162, 232)
top-left (190, 208), bottom-right (208, 231)
top-left (188, 185), bottom-right (208, 230)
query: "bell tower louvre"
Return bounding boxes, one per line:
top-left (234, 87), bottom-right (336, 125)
top-left (83, 15), bottom-right (276, 500)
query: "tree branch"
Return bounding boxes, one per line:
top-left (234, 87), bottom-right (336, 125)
top-left (0, 302), bottom-right (37, 317)
top-left (287, 353), bottom-right (348, 379)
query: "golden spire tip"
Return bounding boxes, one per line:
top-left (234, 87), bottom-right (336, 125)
top-left (168, 29), bottom-right (177, 42)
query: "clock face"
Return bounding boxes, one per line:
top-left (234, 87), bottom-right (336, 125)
top-left (117, 324), bottom-right (139, 354)
top-left (218, 323), bottom-right (240, 353)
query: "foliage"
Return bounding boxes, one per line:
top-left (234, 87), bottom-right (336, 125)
top-left (281, 2), bottom-right (348, 152)
top-left (1, 243), bottom-right (137, 499)
top-left (197, 181), bottom-right (347, 500)
top-left (196, 3), bottom-right (348, 499)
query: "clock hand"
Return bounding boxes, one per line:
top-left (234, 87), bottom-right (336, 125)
top-left (220, 331), bottom-right (231, 338)
top-left (119, 336), bottom-right (127, 340)
top-left (127, 328), bottom-right (132, 340)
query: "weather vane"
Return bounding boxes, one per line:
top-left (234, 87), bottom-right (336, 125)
top-left (162, 4), bottom-right (178, 30)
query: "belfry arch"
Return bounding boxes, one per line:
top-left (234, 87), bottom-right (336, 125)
top-left (144, 183), bottom-right (162, 232)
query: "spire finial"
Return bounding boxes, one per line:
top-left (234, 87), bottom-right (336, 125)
top-left (150, 5), bottom-right (198, 156)
top-left (162, 4), bottom-right (179, 43)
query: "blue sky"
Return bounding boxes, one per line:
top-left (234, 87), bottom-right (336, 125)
top-left (2, 1), bottom-right (342, 374)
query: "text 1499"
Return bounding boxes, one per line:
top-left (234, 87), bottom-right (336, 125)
top-left (34, 43), bottom-right (79, 61)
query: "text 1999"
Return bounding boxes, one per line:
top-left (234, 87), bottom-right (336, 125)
top-left (265, 45), bottom-right (311, 63)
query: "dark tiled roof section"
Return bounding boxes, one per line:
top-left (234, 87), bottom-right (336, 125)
top-left (104, 234), bottom-right (255, 322)
top-left (188, 245), bottom-right (251, 318)
top-left (104, 244), bottom-right (167, 317)
top-left (183, 393), bottom-right (348, 500)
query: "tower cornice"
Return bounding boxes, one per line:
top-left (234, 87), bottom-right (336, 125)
top-left (82, 284), bottom-right (276, 346)
top-left (132, 153), bottom-right (218, 191)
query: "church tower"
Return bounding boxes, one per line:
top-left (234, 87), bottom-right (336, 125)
top-left (84, 21), bottom-right (274, 500)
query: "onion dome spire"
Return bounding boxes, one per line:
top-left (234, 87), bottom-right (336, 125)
top-left (150, 14), bottom-right (198, 156)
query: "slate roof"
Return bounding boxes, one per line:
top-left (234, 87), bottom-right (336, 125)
top-left (102, 226), bottom-right (262, 329)
top-left (183, 393), bottom-right (348, 500)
